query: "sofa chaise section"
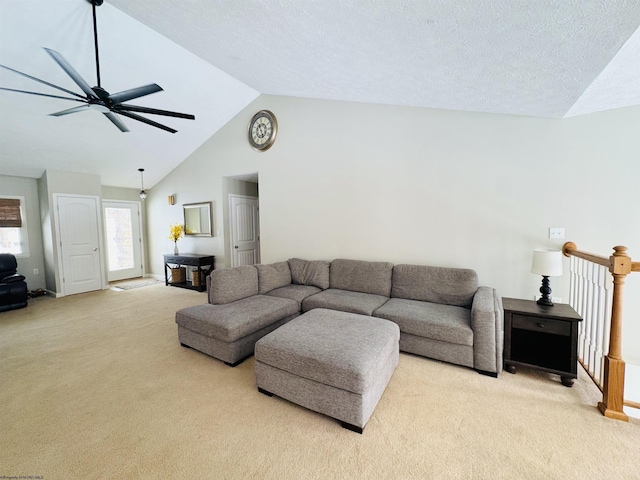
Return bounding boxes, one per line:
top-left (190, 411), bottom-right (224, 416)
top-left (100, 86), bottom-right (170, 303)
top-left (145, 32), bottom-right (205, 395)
top-left (175, 265), bottom-right (299, 366)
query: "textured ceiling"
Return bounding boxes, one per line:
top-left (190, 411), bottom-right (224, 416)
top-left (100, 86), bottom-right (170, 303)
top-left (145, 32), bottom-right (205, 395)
top-left (1, 0), bottom-right (639, 188)
top-left (109, 0), bottom-right (640, 118)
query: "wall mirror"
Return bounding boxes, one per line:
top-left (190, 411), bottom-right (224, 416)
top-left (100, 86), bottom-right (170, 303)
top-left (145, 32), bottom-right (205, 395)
top-left (183, 202), bottom-right (213, 236)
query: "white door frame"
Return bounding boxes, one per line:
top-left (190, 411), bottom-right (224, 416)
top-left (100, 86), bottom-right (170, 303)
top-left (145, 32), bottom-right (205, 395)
top-left (103, 199), bottom-right (145, 282)
top-left (53, 193), bottom-right (106, 296)
top-left (229, 194), bottom-right (260, 267)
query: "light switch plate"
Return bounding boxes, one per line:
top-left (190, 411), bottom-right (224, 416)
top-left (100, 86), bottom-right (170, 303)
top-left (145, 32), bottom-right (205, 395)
top-left (549, 227), bottom-right (565, 239)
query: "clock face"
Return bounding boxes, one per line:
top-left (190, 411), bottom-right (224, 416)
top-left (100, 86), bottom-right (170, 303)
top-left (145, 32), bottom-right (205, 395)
top-left (248, 110), bottom-right (277, 151)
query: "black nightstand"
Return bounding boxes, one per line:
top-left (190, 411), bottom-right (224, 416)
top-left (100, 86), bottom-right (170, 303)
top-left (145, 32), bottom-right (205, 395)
top-left (503, 298), bottom-right (582, 387)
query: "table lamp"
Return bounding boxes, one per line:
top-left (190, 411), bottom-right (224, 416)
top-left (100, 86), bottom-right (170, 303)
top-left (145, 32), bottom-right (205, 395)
top-left (531, 249), bottom-right (563, 306)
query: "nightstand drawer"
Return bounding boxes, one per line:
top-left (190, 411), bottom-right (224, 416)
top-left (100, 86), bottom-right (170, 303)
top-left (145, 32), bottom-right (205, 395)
top-left (512, 314), bottom-right (570, 336)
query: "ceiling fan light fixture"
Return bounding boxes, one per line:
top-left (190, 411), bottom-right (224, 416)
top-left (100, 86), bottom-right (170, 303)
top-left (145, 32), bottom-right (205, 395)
top-left (138, 168), bottom-right (147, 201)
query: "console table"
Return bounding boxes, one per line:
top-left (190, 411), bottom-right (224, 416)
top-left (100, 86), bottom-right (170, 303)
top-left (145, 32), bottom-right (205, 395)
top-left (503, 297), bottom-right (582, 386)
top-left (164, 254), bottom-right (214, 292)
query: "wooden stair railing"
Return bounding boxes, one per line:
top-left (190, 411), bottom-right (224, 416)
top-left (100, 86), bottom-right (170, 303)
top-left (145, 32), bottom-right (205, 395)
top-left (563, 242), bottom-right (640, 421)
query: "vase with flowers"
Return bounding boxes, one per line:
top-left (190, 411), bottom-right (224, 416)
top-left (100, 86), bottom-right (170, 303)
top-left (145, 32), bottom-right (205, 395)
top-left (168, 224), bottom-right (184, 255)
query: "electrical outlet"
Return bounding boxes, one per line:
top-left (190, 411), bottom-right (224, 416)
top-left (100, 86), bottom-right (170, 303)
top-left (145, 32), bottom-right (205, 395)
top-left (33, 268), bottom-right (39, 275)
top-left (549, 227), bottom-right (565, 239)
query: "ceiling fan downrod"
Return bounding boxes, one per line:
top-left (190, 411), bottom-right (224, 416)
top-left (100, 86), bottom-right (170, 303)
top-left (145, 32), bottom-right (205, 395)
top-left (89, 0), bottom-right (103, 88)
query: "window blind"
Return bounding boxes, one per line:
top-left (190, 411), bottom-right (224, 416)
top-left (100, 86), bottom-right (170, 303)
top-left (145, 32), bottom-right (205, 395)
top-left (0, 198), bottom-right (22, 228)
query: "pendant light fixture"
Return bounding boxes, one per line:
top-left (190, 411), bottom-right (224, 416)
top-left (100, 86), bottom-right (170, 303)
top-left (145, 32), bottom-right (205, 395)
top-left (138, 168), bottom-right (147, 200)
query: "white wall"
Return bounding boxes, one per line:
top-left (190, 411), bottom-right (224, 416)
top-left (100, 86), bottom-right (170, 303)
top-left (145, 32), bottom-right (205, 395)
top-left (38, 170), bottom-right (103, 294)
top-left (0, 175), bottom-right (46, 290)
top-left (0, 174), bottom-right (148, 295)
top-left (147, 96), bottom-right (640, 367)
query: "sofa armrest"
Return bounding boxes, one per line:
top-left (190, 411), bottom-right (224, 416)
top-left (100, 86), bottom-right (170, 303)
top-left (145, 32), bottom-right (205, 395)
top-left (1, 273), bottom-right (26, 284)
top-left (470, 287), bottom-right (503, 375)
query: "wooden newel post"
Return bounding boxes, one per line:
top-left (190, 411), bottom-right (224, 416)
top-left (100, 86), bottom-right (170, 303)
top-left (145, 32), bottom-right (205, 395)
top-left (598, 246), bottom-right (630, 421)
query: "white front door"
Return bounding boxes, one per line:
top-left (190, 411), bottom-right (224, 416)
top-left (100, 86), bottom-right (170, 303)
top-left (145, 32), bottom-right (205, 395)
top-left (55, 195), bottom-right (103, 295)
top-left (229, 195), bottom-right (260, 267)
top-left (103, 201), bottom-right (143, 282)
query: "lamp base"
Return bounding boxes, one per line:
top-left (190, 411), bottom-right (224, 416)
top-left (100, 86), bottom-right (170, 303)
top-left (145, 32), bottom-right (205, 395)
top-left (536, 297), bottom-right (554, 307)
top-left (537, 275), bottom-right (554, 307)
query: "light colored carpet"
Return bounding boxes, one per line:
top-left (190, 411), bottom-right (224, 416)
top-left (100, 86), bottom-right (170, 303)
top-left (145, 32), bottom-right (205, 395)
top-left (1, 285), bottom-right (638, 480)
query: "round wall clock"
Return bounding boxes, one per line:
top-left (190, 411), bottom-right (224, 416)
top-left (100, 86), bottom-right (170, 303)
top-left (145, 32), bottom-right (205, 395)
top-left (248, 110), bottom-right (278, 151)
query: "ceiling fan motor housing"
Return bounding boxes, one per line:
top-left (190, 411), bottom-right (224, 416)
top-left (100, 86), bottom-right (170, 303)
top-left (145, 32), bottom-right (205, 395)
top-left (91, 86), bottom-right (110, 102)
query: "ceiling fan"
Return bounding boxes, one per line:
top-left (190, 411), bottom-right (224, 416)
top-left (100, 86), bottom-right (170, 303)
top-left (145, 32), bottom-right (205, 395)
top-left (0, 0), bottom-right (194, 133)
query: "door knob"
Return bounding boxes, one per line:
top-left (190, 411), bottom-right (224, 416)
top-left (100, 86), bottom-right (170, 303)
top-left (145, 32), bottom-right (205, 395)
top-left (234, 246), bottom-right (239, 249)
top-left (93, 247), bottom-right (98, 251)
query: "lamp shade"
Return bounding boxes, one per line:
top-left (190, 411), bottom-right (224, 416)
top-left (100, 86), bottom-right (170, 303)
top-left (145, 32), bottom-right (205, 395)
top-left (531, 249), bottom-right (563, 276)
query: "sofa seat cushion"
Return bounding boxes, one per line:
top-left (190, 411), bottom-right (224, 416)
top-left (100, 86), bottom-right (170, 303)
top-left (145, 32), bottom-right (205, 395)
top-left (265, 284), bottom-right (322, 310)
top-left (176, 295), bottom-right (298, 343)
top-left (302, 289), bottom-right (389, 316)
top-left (373, 298), bottom-right (473, 346)
top-left (255, 308), bottom-right (399, 394)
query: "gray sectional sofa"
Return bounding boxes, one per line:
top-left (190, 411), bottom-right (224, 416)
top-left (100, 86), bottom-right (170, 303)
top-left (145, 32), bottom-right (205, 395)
top-left (175, 257), bottom-right (503, 375)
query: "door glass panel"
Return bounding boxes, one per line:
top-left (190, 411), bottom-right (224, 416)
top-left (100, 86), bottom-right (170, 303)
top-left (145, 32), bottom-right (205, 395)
top-left (105, 207), bottom-right (134, 271)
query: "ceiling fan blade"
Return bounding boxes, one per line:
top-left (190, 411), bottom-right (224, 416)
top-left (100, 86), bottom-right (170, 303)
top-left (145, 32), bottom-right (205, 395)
top-left (114, 104), bottom-right (195, 120)
top-left (50, 105), bottom-right (91, 116)
top-left (116, 110), bottom-right (177, 133)
top-left (0, 86), bottom-right (87, 103)
top-left (103, 111), bottom-right (130, 132)
top-left (0, 64), bottom-right (86, 99)
top-left (108, 84), bottom-right (163, 104)
top-left (44, 48), bottom-right (96, 98)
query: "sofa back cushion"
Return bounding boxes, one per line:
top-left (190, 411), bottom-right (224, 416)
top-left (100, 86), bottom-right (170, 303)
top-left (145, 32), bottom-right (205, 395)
top-left (330, 259), bottom-right (394, 297)
top-left (0, 253), bottom-right (18, 279)
top-left (256, 261), bottom-right (292, 294)
top-left (288, 258), bottom-right (330, 290)
top-left (392, 264), bottom-right (478, 307)
top-left (209, 265), bottom-right (258, 305)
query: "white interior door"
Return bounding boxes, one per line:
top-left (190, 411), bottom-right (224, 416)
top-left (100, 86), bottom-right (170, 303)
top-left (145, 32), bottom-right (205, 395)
top-left (103, 201), bottom-right (143, 282)
top-left (230, 195), bottom-right (260, 267)
top-left (55, 195), bottom-right (103, 295)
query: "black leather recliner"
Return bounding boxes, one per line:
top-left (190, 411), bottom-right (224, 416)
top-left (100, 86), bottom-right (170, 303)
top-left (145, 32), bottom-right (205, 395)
top-left (0, 253), bottom-right (28, 312)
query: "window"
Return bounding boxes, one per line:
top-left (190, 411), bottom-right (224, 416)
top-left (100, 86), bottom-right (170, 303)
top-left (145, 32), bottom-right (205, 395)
top-left (0, 196), bottom-right (29, 256)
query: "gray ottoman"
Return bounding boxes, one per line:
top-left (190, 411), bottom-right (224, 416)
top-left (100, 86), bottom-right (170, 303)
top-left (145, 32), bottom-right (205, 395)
top-left (255, 308), bottom-right (400, 433)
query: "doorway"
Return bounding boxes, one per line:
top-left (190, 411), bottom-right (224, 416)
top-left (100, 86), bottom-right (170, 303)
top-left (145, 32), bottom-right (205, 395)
top-left (103, 200), bottom-right (143, 282)
top-left (54, 194), bottom-right (104, 296)
top-left (229, 194), bottom-right (260, 267)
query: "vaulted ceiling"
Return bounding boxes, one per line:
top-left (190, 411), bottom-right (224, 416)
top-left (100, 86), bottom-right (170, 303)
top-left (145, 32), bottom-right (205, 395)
top-left (1, 0), bottom-right (639, 189)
